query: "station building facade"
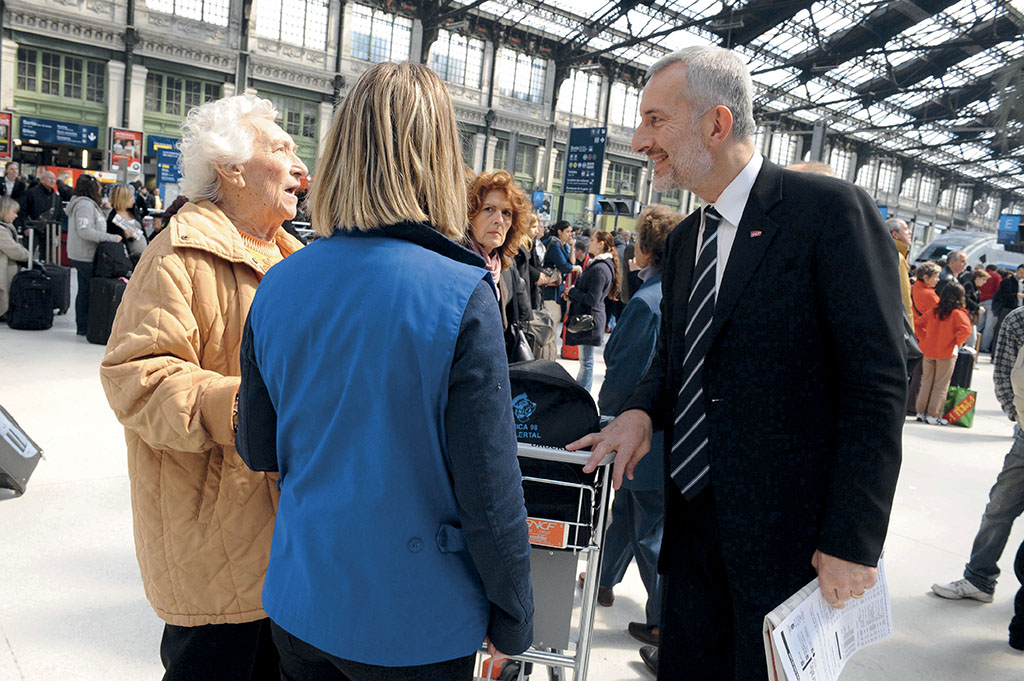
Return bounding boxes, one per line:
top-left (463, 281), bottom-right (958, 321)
top-left (1, 0), bottom-right (1017, 240)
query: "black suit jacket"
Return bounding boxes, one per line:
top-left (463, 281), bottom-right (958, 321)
top-left (623, 159), bottom-right (905, 589)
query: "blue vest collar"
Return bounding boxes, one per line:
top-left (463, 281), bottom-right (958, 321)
top-left (334, 221), bottom-right (485, 270)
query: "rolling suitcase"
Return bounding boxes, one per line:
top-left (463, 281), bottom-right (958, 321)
top-left (86, 277), bottom-right (127, 346)
top-left (6, 231), bottom-right (53, 331)
top-left (0, 404), bottom-right (43, 495)
top-left (950, 347), bottom-right (976, 389)
top-left (43, 263), bottom-right (71, 315)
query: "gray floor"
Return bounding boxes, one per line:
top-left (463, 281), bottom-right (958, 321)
top-left (1, 306), bottom-right (1023, 680)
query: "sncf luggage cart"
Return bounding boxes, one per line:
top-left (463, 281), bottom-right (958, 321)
top-left (477, 360), bottom-right (615, 681)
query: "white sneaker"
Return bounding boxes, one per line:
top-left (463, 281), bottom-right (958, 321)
top-left (926, 415), bottom-right (941, 425)
top-left (931, 578), bottom-right (994, 603)
top-left (915, 412), bottom-right (926, 422)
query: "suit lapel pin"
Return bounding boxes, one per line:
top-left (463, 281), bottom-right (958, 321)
top-left (750, 230), bottom-right (762, 238)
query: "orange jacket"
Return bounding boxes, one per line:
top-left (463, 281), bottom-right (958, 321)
top-left (911, 280), bottom-right (939, 336)
top-left (918, 308), bottom-right (972, 359)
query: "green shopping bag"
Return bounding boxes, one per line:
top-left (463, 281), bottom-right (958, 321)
top-left (943, 386), bottom-right (977, 428)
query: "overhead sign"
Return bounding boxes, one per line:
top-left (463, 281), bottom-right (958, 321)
top-left (156, 148), bottom-right (182, 206)
top-left (563, 127), bottom-right (606, 195)
top-left (147, 134), bottom-right (179, 158)
top-left (109, 127), bottom-right (143, 173)
top-left (998, 214), bottom-right (1022, 246)
top-left (20, 116), bottom-right (98, 148)
top-left (0, 112), bottom-right (11, 161)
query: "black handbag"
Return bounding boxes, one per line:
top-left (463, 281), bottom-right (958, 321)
top-left (903, 309), bottom-right (922, 362)
top-left (565, 313), bottom-right (596, 334)
top-left (507, 273), bottom-right (535, 363)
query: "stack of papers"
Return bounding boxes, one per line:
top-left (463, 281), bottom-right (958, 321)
top-left (763, 560), bottom-right (893, 681)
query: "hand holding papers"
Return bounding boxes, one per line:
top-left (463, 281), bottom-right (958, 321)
top-left (763, 559), bottom-right (893, 681)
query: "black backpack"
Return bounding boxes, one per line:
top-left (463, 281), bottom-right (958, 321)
top-left (508, 359), bottom-right (601, 548)
top-left (6, 269), bottom-right (54, 330)
top-left (93, 241), bottom-right (132, 279)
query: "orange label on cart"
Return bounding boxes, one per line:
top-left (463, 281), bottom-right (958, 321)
top-left (527, 518), bottom-right (569, 548)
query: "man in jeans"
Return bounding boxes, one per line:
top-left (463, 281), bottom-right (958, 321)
top-left (933, 304), bottom-right (1024, 602)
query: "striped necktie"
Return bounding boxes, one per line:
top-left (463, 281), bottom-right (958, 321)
top-left (670, 206), bottom-right (722, 499)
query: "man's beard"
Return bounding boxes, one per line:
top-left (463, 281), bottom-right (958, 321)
top-left (652, 123), bottom-right (713, 193)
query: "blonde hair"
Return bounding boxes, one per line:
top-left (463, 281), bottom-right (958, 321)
top-left (0, 196), bottom-right (18, 220)
top-left (109, 183), bottom-right (135, 212)
top-left (310, 62), bottom-right (467, 240)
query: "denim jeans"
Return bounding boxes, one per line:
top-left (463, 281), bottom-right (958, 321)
top-left (599, 488), bottom-right (664, 626)
top-left (965, 426), bottom-right (1024, 594)
top-left (577, 344), bottom-right (594, 392)
top-left (981, 304), bottom-right (999, 353)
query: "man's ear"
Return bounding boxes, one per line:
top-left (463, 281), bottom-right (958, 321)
top-left (214, 162), bottom-right (245, 190)
top-left (705, 105), bottom-right (735, 149)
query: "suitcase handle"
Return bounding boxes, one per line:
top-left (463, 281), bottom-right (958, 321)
top-left (516, 443), bottom-right (615, 467)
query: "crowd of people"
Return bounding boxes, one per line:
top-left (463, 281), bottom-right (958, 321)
top-left (1, 40), bottom-right (1018, 681)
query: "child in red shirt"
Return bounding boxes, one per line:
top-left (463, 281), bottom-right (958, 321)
top-left (915, 282), bottom-right (972, 425)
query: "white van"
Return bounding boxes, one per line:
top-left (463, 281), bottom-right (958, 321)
top-left (913, 232), bottom-right (1024, 270)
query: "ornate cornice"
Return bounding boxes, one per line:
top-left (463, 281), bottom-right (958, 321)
top-left (139, 37), bottom-right (235, 72)
top-left (139, 9), bottom-right (229, 43)
top-left (253, 39), bottom-right (329, 69)
top-left (6, 5), bottom-right (121, 49)
top-left (252, 61), bottom-right (333, 93)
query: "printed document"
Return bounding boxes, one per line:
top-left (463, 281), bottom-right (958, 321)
top-left (762, 559), bottom-right (893, 681)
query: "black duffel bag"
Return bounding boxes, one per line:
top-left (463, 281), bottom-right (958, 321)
top-left (508, 359), bottom-right (601, 548)
top-left (93, 241), bottom-right (132, 279)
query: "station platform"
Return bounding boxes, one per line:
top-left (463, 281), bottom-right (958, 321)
top-left (1, 306), bottom-right (1023, 680)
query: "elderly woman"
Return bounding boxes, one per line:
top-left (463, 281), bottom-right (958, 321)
top-left (99, 95), bottom-right (307, 681)
top-left (235, 62), bottom-right (533, 680)
top-left (594, 204), bottom-right (681, 647)
top-left (466, 170), bottom-right (534, 362)
top-left (67, 174), bottom-right (122, 335)
top-left (0, 196), bottom-right (29, 321)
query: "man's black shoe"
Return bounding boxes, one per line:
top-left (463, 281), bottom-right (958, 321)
top-left (628, 621), bottom-right (659, 646)
top-left (640, 645), bottom-right (658, 675)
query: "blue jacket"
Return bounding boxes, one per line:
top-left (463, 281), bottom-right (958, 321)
top-left (236, 222), bottom-right (534, 665)
top-left (542, 239), bottom-right (573, 301)
top-left (598, 270), bottom-right (664, 490)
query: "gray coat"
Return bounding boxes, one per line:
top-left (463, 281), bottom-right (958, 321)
top-left (66, 195), bottom-right (118, 262)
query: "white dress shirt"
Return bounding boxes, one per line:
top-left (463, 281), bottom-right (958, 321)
top-left (695, 152), bottom-right (764, 293)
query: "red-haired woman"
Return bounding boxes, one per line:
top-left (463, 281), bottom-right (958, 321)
top-left (466, 170), bottom-right (534, 362)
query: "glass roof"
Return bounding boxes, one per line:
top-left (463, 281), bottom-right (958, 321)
top-left (464, 0), bottom-right (1024, 197)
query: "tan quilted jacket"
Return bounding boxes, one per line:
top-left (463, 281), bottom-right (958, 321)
top-left (100, 200), bottom-right (302, 626)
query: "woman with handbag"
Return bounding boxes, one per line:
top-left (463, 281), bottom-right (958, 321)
top-left (466, 170), bottom-right (535, 363)
top-left (564, 230), bottom-right (620, 391)
top-left (542, 221), bottom-right (580, 318)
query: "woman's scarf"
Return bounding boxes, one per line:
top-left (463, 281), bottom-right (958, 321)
top-left (468, 237), bottom-right (502, 299)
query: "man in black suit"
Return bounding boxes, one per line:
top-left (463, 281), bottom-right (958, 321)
top-left (572, 46), bottom-right (905, 680)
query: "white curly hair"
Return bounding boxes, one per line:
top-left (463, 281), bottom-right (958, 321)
top-left (177, 94), bottom-right (278, 203)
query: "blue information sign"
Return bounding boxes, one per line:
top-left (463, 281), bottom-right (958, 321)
top-left (563, 127), bottom-right (606, 195)
top-left (532, 190), bottom-right (545, 210)
top-left (147, 134), bottom-right (179, 158)
top-left (19, 117), bottom-right (98, 148)
top-left (878, 205), bottom-right (888, 219)
top-left (157, 149), bottom-right (182, 185)
top-left (998, 214), bottom-right (1022, 245)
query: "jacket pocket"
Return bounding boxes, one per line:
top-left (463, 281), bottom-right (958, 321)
top-left (436, 524), bottom-right (468, 553)
top-left (196, 447), bottom-right (224, 525)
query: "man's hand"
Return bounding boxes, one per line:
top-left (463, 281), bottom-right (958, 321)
top-left (568, 409), bottom-right (652, 489)
top-left (484, 637), bottom-right (508, 664)
top-left (812, 550), bottom-right (877, 609)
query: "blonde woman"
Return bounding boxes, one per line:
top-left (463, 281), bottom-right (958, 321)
top-left (235, 62), bottom-right (534, 679)
top-left (0, 196), bottom-right (29, 320)
top-left (106, 183), bottom-right (146, 260)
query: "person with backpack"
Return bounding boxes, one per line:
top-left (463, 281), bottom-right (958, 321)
top-left (915, 282), bottom-right (972, 424)
top-left (563, 230), bottom-right (620, 391)
top-left (67, 174), bottom-right (122, 336)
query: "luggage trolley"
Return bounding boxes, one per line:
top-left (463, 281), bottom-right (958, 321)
top-left (477, 360), bottom-right (616, 681)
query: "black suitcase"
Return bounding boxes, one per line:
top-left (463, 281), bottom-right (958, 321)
top-left (0, 403), bottom-right (43, 495)
top-left (508, 359), bottom-right (601, 548)
top-left (43, 263), bottom-right (71, 315)
top-left (86, 277), bottom-right (126, 345)
top-left (93, 241), bottom-right (132, 279)
top-left (6, 228), bottom-right (54, 331)
top-left (951, 349), bottom-right (976, 389)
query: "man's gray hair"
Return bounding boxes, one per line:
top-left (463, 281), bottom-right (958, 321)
top-left (646, 46), bottom-right (756, 141)
top-left (885, 217), bottom-right (908, 231)
top-left (178, 94), bottom-right (278, 204)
